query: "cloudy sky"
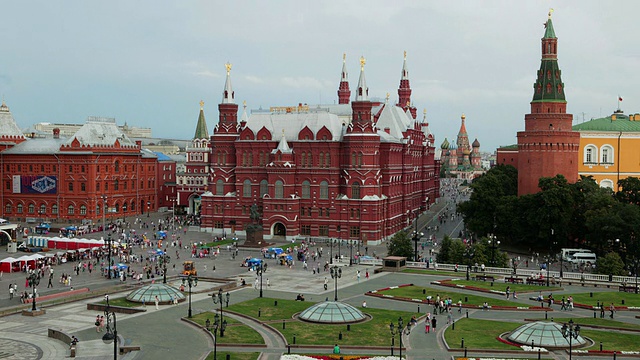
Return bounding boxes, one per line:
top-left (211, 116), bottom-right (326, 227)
top-left (1, 1), bottom-right (639, 152)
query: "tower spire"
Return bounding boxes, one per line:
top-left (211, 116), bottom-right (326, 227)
top-left (222, 62), bottom-right (235, 104)
top-left (397, 51), bottom-right (416, 118)
top-left (355, 56), bottom-right (368, 101)
top-left (337, 53), bottom-right (351, 104)
top-left (531, 10), bottom-right (566, 114)
top-left (193, 100), bottom-right (209, 139)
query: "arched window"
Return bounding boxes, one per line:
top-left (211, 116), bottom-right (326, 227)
top-left (114, 179), bottom-right (119, 191)
top-left (300, 152), bottom-right (306, 167)
top-left (243, 179), bottom-right (252, 197)
top-left (123, 203), bottom-right (128, 212)
top-left (216, 179), bottom-right (224, 195)
top-left (319, 153), bottom-right (324, 167)
top-left (52, 204), bottom-right (58, 214)
top-left (5, 203), bottom-right (11, 213)
top-left (260, 180), bottom-right (268, 197)
top-left (302, 180), bottom-right (311, 199)
top-left (600, 179), bottom-right (614, 189)
top-left (80, 205), bottom-right (87, 215)
top-left (325, 153), bottom-right (330, 167)
top-left (28, 203), bottom-right (35, 214)
top-left (115, 160), bottom-right (120, 172)
top-left (39, 204), bottom-right (46, 214)
top-left (584, 145), bottom-right (597, 164)
top-left (307, 153), bottom-right (312, 167)
top-left (358, 152), bottom-right (363, 167)
top-left (352, 181), bottom-right (361, 199)
top-left (275, 180), bottom-right (284, 199)
top-left (67, 205), bottom-right (75, 215)
top-left (319, 181), bottom-right (329, 199)
top-left (601, 145), bottom-right (614, 164)
top-left (17, 204), bottom-right (23, 213)
top-left (351, 152), bottom-right (357, 166)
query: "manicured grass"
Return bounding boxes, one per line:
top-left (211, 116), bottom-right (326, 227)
top-left (205, 351), bottom-right (260, 360)
top-left (190, 312), bottom-right (264, 345)
top-left (205, 239), bottom-right (238, 247)
top-left (227, 298), bottom-right (313, 321)
top-left (448, 279), bottom-right (562, 293)
top-left (528, 317), bottom-right (640, 330)
top-left (99, 297), bottom-right (141, 308)
top-left (569, 291), bottom-right (640, 307)
top-left (403, 268), bottom-right (459, 277)
top-left (580, 329), bottom-right (640, 351)
top-left (444, 318), bottom-right (520, 350)
top-left (279, 307), bottom-right (420, 346)
top-left (379, 286), bottom-right (530, 308)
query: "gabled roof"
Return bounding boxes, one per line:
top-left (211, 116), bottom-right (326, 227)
top-left (0, 100), bottom-right (25, 139)
top-left (65, 117), bottom-right (136, 147)
top-left (573, 112), bottom-right (640, 132)
top-left (246, 110), bottom-right (345, 142)
top-left (375, 102), bottom-right (413, 140)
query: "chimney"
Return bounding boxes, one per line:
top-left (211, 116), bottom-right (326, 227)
top-left (384, 127), bottom-right (391, 134)
top-left (136, 140), bottom-right (142, 148)
top-left (53, 128), bottom-right (60, 139)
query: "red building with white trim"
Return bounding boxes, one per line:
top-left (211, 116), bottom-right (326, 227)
top-left (199, 54), bottom-right (440, 243)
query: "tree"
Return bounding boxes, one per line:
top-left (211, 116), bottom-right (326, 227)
top-left (387, 231), bottom-right (413, 259)
top-left (596, 252), bottom-right (626, 276)
top-left (617, 177), bottom-right (640, 206)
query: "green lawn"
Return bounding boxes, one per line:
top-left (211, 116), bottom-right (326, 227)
top-left (99, 297), bottom-right (141, 308)
top-left (580, 329), bottom-right (640, 351)
top-left (205, 351), bottom-right (260, 360)
top-left (227, 298), bottom-right (312, 321)
top-left (279, 307), bottom-right (420, 346)
top-left (205, 239), bottom-right (238, 248)
top-left (379, 286), bottom-right (531, 308)
top-left (403, 268), bottom-right (459, 277)
top-left (447, 279), bottom-right (562, 293)
top-left (444, 318), bottom-right (521, 350)
top-left (528, 317), bottom-right (640, 330)
top-left (190, 312), bottom-right (264, 345)
top-left (569, 291), bottom-right (640, 307)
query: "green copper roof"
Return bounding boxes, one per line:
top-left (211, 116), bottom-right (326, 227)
top-left (531, 58), bottom-right (566, 103)
top-left (194, 108), bottom-right (209, 139)
top-left (573, 112), bottom-right (640, 132)
top-left (544, 19), bottom-right (556, 39)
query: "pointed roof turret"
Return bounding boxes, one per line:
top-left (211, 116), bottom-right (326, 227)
top-left (0, 98), bottom-right (25, 140)
top-left (401, 50), bottom-right (409, 80)
top-left (544, 9), bottom-right (556, 39)
top-left (472, 138), bottom-right (480, 148)
top-left (240, 100), bottom-right (249, 123)
top-left (397, 51), bottom-right (416, 118)
top-left (337, 53), bottom-right (351, 104)
top-left (273, 129), bottom-right (292, 154)
top-left (193, 100), bottom-right (209, 139)
top-left (531, 11), bottom-right (566, 105)
top-left (221, 62), bottom-right (235, 104)
top-left (458, 113), bottom-right (468, 135)
top-left (355, 56), bottom-right (368, 101)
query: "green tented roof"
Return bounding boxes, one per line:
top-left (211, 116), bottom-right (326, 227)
top-left (531, 59), bottom-right (566, 103)
top-left (573, 112), bottom-right (640, 132)
top-left (544, 19), bottom-right (556, 39)
top-left (193, 108), bottom-right (209, 139)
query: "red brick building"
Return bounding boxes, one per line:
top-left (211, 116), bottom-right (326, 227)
top-left (0, 102), bottom-right (157, 224)
top-left (497, 14), bottom-right (579, 195)
top-left (200, 55), bottom-right (440, 243)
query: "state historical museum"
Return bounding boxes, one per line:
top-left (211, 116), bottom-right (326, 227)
top-left (198, 54), bottom-right (440, 244)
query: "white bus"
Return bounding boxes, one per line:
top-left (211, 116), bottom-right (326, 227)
top-left (561, 248), bottom-right (592, 261)
top-left (568, 252), bottom-right (597, 265)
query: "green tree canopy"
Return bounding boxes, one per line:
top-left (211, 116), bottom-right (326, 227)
top-left (387, 231), bottom-right (413, 259)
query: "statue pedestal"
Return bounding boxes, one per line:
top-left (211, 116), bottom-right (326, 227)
top-left (22, 309), bottom-right (46, 316)
top-left (243, 224), bottom-right (268, 248)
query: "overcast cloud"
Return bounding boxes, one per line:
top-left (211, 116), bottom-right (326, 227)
top-left (1, 1), bottom-right (638, 152)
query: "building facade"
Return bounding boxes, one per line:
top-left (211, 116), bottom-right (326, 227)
top-left (199, 55), bottom-right (440, 243)
top-left (0, 100), bottom-right (157, 224)
top-left (497, 14), bottom-right (580, 195)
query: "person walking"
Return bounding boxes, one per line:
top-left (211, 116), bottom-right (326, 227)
top-left (155, 295), bottom-right (159, 310)
top-left (9, 285), bottom-right (14, 300)
top-left (431, 316), bottom-right (437, 332)
top-left (425, 313), bottom-right (431, 333)
top-left (356, 270), bottom-right (361, 283)
top-left (99, 316), bottom-right (105, 332)
top-left (47, 275), bottom-right (53, 288)
top-left (95, 315), bottom-right (101, 332)
top-left (610, 303), bottom-right (616, 319)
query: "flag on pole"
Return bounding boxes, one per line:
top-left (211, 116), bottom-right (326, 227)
top-left (619, 96), bottom-right (623, 102)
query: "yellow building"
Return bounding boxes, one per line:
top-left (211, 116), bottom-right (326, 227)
top-left (574, 109), bottom-right (640, 189)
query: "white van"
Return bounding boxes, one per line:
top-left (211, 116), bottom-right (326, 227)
top-left (569, 252), bottom-right (597, 265)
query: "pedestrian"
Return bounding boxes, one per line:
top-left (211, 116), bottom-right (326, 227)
top-left (356, 270), bottom-right (360, 283)
top-left (47, 275), bottom-right (53, 288)
top-left (9, 285), bottom-right (14, 300)
top-left (506, 286), bottom-right (510, 299)
top-left (513, 290), bottom-right (518, 299)
top-left (431, 316), bottom-right (437, 332)
top-left (425, 313), bottom-right (431, 333)
top-left (610, 303), bottom-right (616, 319)
top-left (95, 315), bottom-right (101, 332)
top-left (324, 277), bottom-right (328, 290)
top-left (266, 278), bottom-right (270, 287)
top-left (365, 270), bottom-right (369, 280)
top-left (600, 304), bottom-right (605, 318)
top-left (99, 316), bottom-right (105, 332)
top-left (155, 295), bottom-right (159, 310)
top-left (447, 309), bottom-right (453, 324)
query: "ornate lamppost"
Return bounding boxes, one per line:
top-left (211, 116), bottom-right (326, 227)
top-left (389, 316), bottom-right (406, 359)
top-left (27, 270), bottom-right (40, 312)
top-left (102, 295), bottom-right (118, 360)
top-left (464, 246), bottom-right (475, 281)
top-left (412, 210), bottom-right (424, 262)
top-left (160, 250), bottom-right (170, 284)
top-left (257, 261), bottom-right (267, 298)
top-left (330, 265), bottom-right (342, 301)
top-left (329, 239), bottom-right (334, 265)
top-left (561, 319), bottom-right (580, 360)
top-left (183, 274), bottom-right (197, 318)
top-left (488, 235), bottom-right (499, 267)
top-left (212, 288), bottom-right (230, 337)
top-left (206, 313), bottom-right (226, 360)
top-left (106, 233), bottom-right (113, 279)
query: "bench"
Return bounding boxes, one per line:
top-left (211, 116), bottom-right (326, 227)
top-left (474, 275), bottom-right (495, 282)
top-left (619, 285), bottom-right (639, 293)
top-left (24, 288), bottom-right (90, 304)
top-left (526, 278), bottom-right (547, 286)
top-left (504, 277), bottom-right (524, 284)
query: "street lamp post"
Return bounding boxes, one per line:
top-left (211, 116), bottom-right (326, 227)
top-left (107, 233), bottom-right (112, 279)
top-left (329, 239), bottom-right (333, 265)
top-left (27, 270), bottom-right (40, 312)
top-left (184, 274), bottom-right (197, 318)
top-left (257, 261), bottom-right (266, 298)
top-left (412, 210), bottom-right (424, 262)
top-left (207, 313), bottom-right (226, 360)
top-left (349, 241), bottom-right (353, 266)
top-left (160, 250), bottom-right (170, 284)
top-left (212, 288), bottom-right (230, 337)
top-left (561, 319), bottom-right (581, 360)
top-left (330, 265), bottom-right (342, 301)
top-left (464, 247), bottom-right (475, 281)
top-left (389, 316), bottom-right (405, 360)
top-left (102, 295), bottom-right (118, 360)
top-left (488, 235), bottom-right (499, 267)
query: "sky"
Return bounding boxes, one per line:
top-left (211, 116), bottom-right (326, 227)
top-left (1, 1), bottom-right (639, 152)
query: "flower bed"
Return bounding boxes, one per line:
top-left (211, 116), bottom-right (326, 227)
top-left (281, 356), bottom-right (405, 360)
